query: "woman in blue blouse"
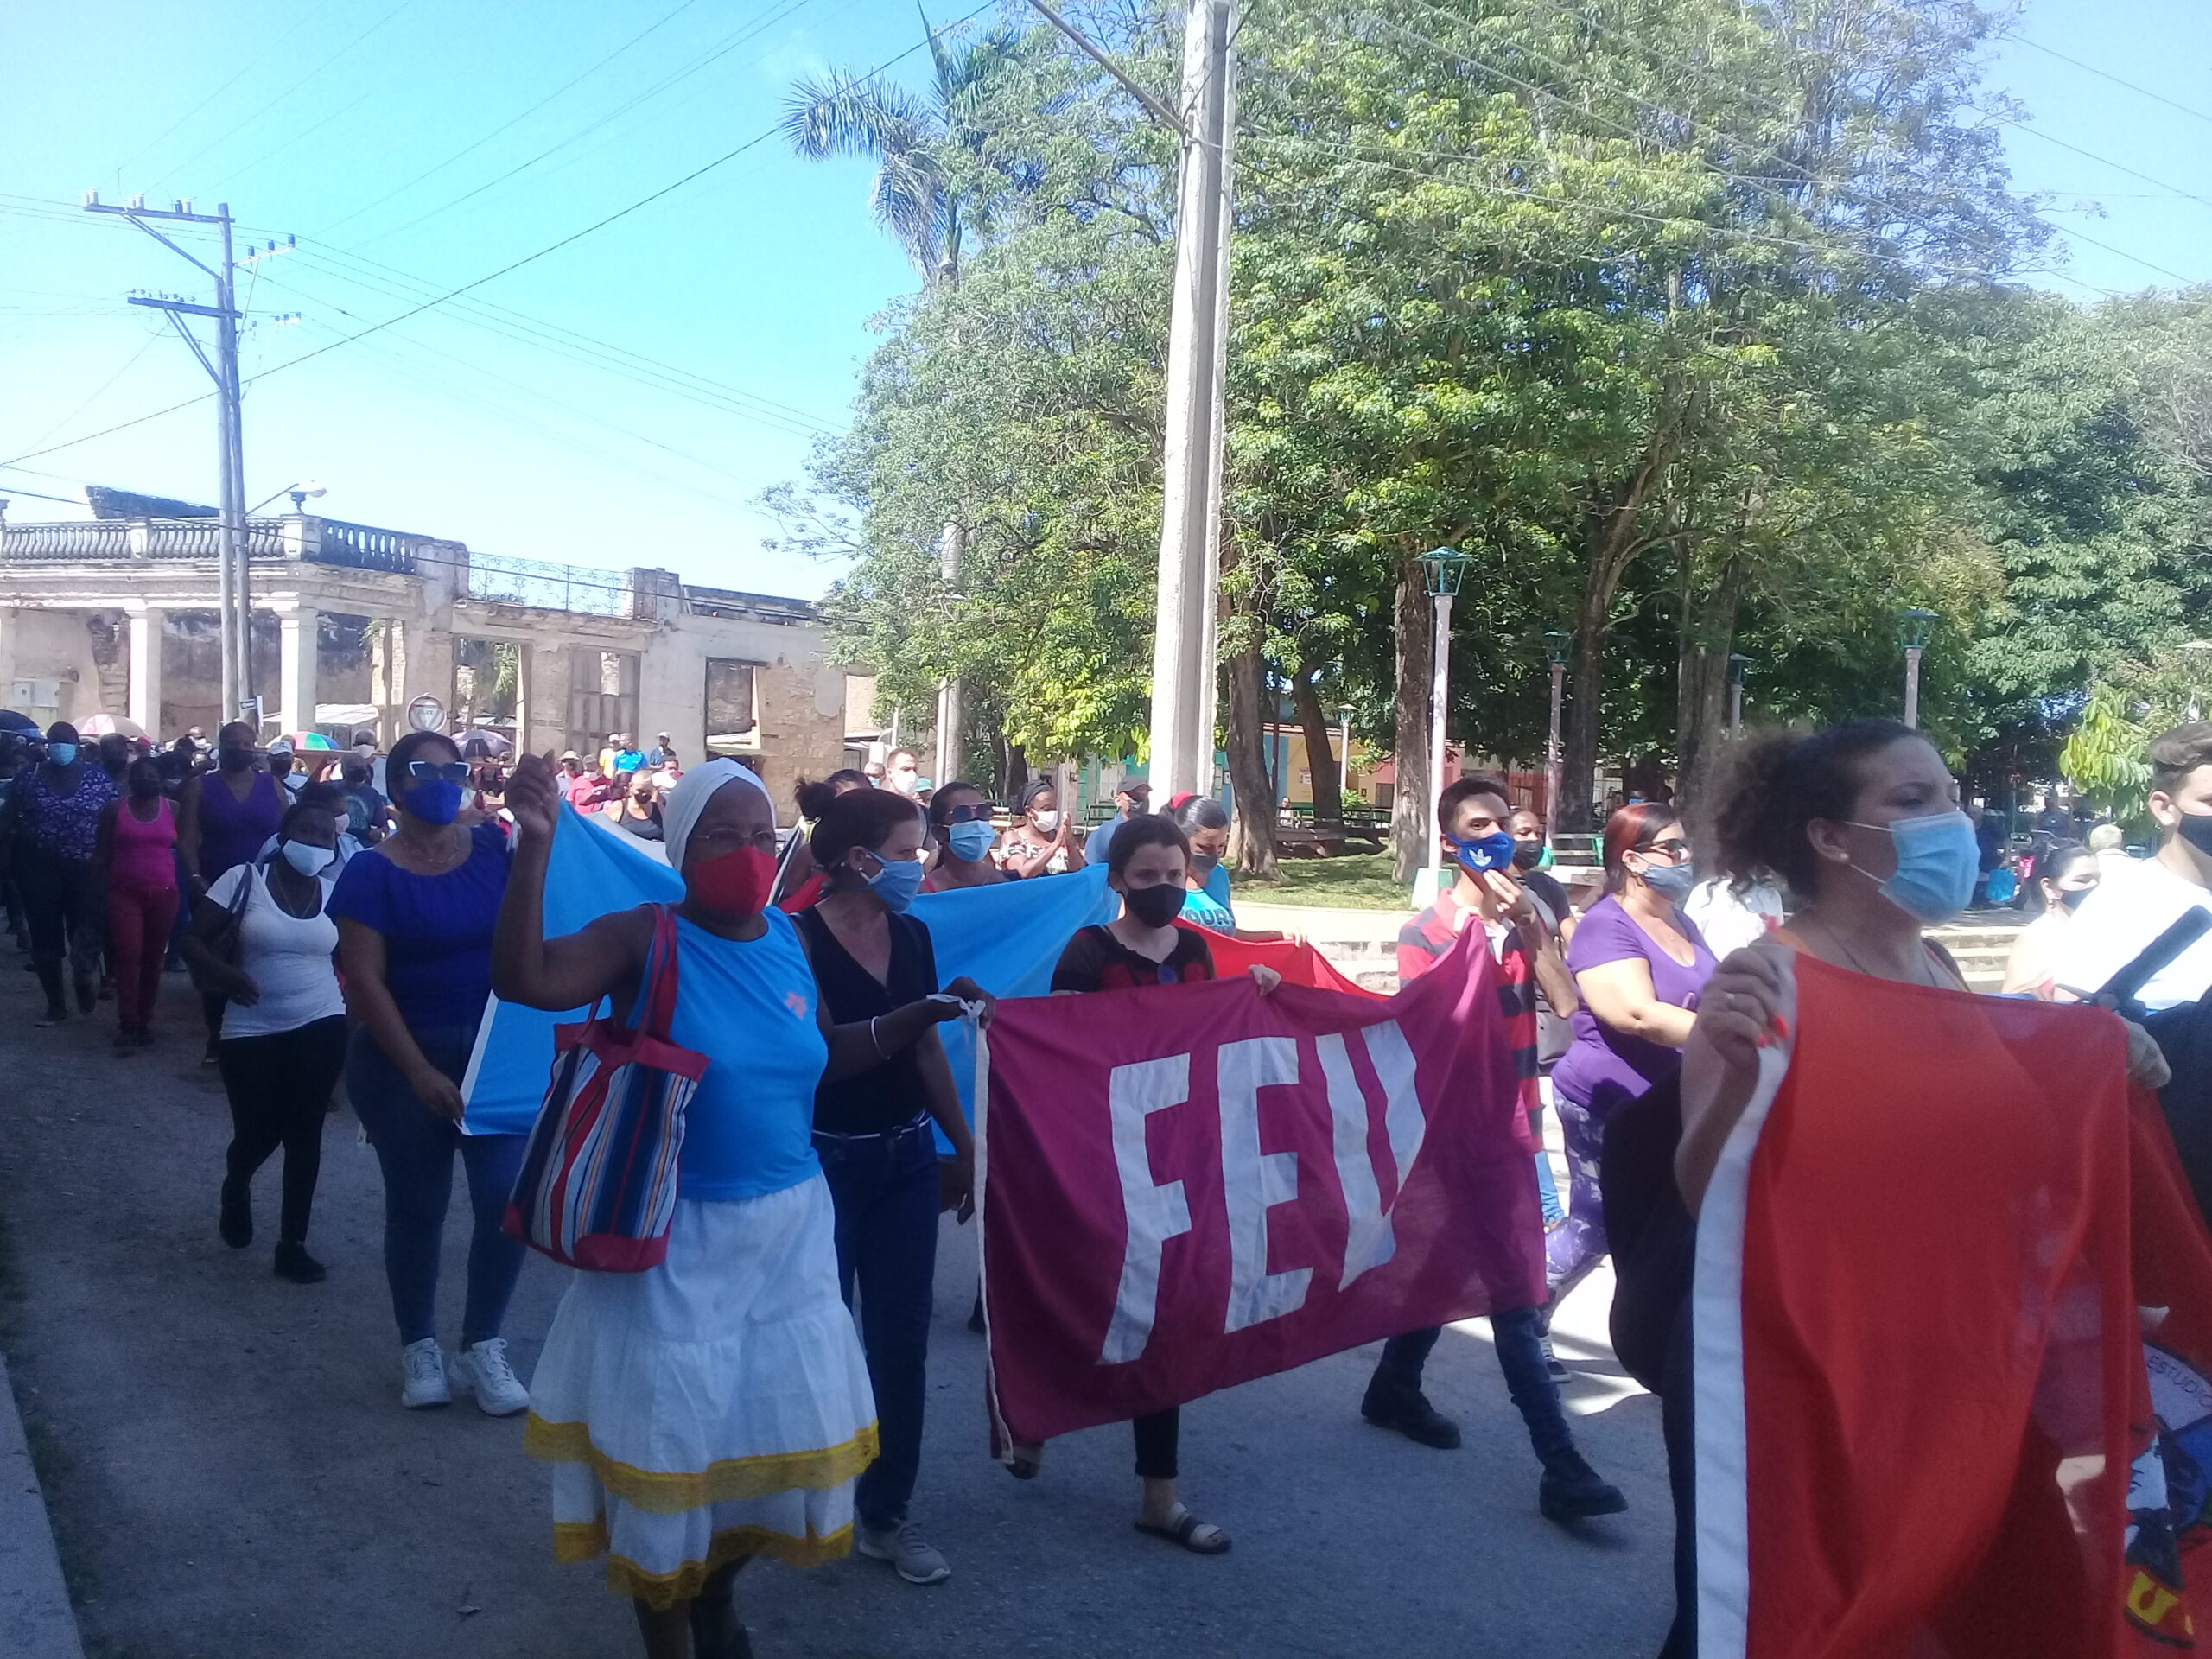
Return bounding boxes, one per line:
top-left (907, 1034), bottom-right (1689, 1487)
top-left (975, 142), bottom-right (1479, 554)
top-left (330, 728), bottom-right (530, 1419)
top-left (495, 755), bottom-right (984, 1659)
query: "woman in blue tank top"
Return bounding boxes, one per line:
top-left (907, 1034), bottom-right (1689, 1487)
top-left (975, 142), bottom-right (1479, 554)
top-left (494, 754), bottom-right (985, 1659)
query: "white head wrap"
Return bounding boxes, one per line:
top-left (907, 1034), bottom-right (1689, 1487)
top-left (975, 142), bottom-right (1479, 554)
top-left (660, 759), bottom-right (774, 871)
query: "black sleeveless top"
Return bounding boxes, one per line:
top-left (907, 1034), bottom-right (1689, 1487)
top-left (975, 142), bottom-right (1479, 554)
top-left (796, 906), bottom-right (940, 1135)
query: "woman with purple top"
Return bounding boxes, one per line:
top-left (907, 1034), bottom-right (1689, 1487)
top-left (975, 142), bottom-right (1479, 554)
top-left (1547, 803), bottom-right (1716, 1290)
top-left (180, 721), bottom-right (287, 1064)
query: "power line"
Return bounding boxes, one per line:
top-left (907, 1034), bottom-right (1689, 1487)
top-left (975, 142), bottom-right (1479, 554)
top-left (10, 328), bottom-right (170, 458)
top-left (317, 0), bottom-right (714, 236)
top-left (358, 0), bottom-right (820, 245)
top-left (162, 0), bottom-right (423, 181)
top-left (10, 10), bottom-right (988, 470)
top-left (116, 0), bottom-right (346, 175)
top-left (2006, 34), bottom-right (2212, 130)
top-left (1961, 101), bottom-right (2212, 218)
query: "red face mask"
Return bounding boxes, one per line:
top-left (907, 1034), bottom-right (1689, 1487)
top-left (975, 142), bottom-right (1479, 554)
top-left (685, 845), bottom-right (774, 918)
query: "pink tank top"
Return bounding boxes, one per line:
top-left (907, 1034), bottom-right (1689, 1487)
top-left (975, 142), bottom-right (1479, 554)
top-left (111, 798), bottom-right (178, 891)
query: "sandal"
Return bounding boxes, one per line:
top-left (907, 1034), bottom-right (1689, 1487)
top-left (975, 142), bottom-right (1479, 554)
top-left (1135, 1505), bottom-right (1231, 1555)
top-left (1004, 1443), bottom-right (1044, 1481)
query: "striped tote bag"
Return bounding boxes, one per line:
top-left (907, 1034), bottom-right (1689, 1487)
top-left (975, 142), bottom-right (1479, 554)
top-left (505, 904), bottom-right (709, 1272)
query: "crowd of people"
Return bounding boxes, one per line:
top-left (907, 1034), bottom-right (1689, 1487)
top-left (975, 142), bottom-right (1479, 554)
top-left (8, 702), bottom-right (2212, 1656)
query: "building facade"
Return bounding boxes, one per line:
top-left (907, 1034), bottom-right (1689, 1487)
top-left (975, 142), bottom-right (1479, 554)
top-left (0, 510), bottom-right (866, 807)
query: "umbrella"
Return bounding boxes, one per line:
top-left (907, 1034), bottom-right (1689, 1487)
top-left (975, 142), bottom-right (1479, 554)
top-left (284, 732), bottom-right (341, 751)
top-left (79, 714), bottom-right (147, 740)
top-left (0, 710), bottom-right (37, 734)
top-left (456, 728), bottom-right (514, 755)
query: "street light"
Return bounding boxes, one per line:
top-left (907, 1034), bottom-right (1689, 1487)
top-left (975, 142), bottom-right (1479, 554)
top-left (245, 480), bottom-right (326, 515)
top-left (1542, 629), bottom-right (1570, 824)
top-left (1727, 652), bottom-right (1752, 735)
top-left (1415, 547), bottom-right (1472, 885)
top-left (1902, 608), bottom-right (1939, 730)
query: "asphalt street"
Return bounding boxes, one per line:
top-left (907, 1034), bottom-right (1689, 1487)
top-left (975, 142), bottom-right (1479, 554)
top-left (0, 959), bottom-right (1672, 1659)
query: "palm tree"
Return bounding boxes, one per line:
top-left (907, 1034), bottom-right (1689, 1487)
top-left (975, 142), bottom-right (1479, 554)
top-left (780, 8), bottom-right (1021, 289)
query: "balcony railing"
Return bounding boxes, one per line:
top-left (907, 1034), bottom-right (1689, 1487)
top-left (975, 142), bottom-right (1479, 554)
top-left (1, 516), bottom-right (343, 564)
top-left (465, 551), bottom-right (634, 619)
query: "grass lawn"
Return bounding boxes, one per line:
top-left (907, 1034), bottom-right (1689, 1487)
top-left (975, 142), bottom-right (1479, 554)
top-left (1235, 852), bottom-right (1413, 911)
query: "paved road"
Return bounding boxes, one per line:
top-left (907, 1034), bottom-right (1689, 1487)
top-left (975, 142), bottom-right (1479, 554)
top-left (0, 960), bottom-right (1672, 1659)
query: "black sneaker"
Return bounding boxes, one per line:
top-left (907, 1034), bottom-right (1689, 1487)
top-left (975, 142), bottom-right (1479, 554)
top-left (1360, 1383), bottom-right (1462, 1450)
top-left (1539, 1449), bottom-right (1627, 1522)
top-left (219, 1179), bottom-right (252, 1249)
top-left (273, 1243), bottom-right (326, 1284)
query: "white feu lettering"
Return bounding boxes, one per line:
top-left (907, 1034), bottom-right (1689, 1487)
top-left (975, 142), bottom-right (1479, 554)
top-left (1099, 1053), bottom-right (1194, 1365)
top-left (1217, 1036), bottom-right (1313, 1332)
top-left (1319, 1031), bottom-right (1391, 1288)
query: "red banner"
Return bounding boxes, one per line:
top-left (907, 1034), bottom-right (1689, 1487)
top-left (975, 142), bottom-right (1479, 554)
top-left (1199, 927), bottom-right (1385, 998)
top-left (978, 926), bottom-right (1544, 1446)
top-left (1694, 956), bottom-right (2212, 1658)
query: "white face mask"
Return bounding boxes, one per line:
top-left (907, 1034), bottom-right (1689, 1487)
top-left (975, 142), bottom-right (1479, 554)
top-left (1031, 810), bottom-right (1061, 833)
top-left (279, 840), bottom-right (335, 878)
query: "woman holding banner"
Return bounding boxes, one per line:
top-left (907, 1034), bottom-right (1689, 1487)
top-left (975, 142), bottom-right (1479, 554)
top-left (495, 753), bottom-right (982, 1658)
top-left (1605, 719), bottom-right (2169, 1658)
top-left (796, 786), bottom-right (977, 1588)
top-left (1008, 812), bottom-right (1280, 1556)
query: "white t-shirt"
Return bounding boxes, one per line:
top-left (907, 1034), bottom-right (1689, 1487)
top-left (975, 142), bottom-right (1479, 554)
top-left (205, 864), bottom-right (346, 1039)
top-left (2051, 853), bottom-right (2212, 1009)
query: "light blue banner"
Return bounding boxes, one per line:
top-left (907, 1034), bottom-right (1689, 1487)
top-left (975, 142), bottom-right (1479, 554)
top-left (461, 810), bottom-right (1116, 1136)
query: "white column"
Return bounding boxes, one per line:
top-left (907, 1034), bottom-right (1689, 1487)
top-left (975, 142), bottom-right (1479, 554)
top-left (277, 600), bottom-right (318, 735)
top-left (125, 603), bottom-right (165, 737)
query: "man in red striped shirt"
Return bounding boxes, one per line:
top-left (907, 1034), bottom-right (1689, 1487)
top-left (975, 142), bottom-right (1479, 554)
top-left (1359, 773), bottom-right (1626, 1525)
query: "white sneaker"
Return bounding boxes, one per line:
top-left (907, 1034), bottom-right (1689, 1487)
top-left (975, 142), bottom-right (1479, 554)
top-left (400, 1338), bottom-right (450, 1409)
top-left (857, 1520), bottom-right (951, 1586)
top-left (454, 1337), bottom-right (530, 1417)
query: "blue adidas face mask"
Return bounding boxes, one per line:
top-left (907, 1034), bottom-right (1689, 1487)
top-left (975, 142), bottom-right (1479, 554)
top-left (945, 820), bottom-right (995, 862)
top-left (1846, 809), bottom-right (1978, 925)
top-left (1446, 830), bottom-right (1516, 876)
top-left (864, 851), bottom-right (926, 913)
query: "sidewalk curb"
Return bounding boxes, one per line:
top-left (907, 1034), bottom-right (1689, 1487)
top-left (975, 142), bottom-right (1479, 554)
top-left (0, 1352), bottom-right (86, 1659)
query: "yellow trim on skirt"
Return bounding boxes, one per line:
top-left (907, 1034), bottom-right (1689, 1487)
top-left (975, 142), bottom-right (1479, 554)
top-left (553, 1517), bottom-right (855, 1609)
top-left (525, 1414), bottom-right (880, 1515)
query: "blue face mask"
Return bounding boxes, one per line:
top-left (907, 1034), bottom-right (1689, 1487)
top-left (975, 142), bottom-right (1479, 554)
top-left (865, 853), bottom-right (925, 913)
top-left (1446, 830), bottom-right (1516, 875)
top-left (946, 820), bottom-right (995, 863)
top-left (46, 743), bottom-right (78, 767)
top-left (404, 778), bottom-right (464, 825)
top-left (1847, 810), bottom-right (1978, 925)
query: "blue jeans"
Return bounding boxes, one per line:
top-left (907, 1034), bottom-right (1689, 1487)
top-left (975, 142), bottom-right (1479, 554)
top-left (1531, 1105), bottom-right (1566, 1227)
top-left (1372, 1307), bottom-right (1575, 1465)
top-left (816, 1116), bottom-right (941, 1529)
top-left (346, 1022), bottom-right (527, 1349)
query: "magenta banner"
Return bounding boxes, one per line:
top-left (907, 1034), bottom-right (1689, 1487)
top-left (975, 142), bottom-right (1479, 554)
top-left (979, 928), bottom-right (1546, 1445)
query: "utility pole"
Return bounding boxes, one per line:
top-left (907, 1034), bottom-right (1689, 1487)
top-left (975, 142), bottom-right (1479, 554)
top-left (935, 520), bottom-right (964, 785)
top-left (85, 194), bottom-right (278, 724)
top-left (1147, 0), bottom-right (1236, 800)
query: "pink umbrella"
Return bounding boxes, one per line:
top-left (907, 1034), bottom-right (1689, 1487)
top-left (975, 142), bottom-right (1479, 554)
top-left (79, 714), bottom-right (147, 740)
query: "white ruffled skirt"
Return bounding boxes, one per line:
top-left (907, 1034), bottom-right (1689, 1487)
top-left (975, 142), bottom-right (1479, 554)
top-left (524, 1175), bottom-right (877, 1607)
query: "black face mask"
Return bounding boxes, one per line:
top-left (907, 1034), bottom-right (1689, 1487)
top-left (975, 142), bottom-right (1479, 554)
top-left (218, 747), bottom-right (252, 772)
top-left (1123, 882), bottom-right (1188, 928)
top-left (2178, 812), bottom-right (2212, 859)
top-left (1511, 839), bottom-right (1543, 872)
top-left (129, 778), bottom-right (160, 800)
top-left (2057, 885), bottom-right (2093, 912)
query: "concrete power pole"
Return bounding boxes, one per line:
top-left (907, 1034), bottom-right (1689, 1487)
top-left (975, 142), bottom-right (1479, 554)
top-left (85, 193), bottom-right (258, 721)
top-left (1145, 0), bottom-right (1236, 800)
top-left (935, 520), bottom-right (963, 785)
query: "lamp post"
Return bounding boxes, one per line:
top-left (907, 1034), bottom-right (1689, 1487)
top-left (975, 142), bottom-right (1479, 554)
top-left (1338, 705), bottom-right (1353, 797)
top-left (1416, 547), bottom-right (1472, 885)
top-left (1542, 629), bottom-right (1570, 823)
top-left (1727, 652), bottom-right (1751, 735)
top-left (1902, 608), bottom-right (1939, 730)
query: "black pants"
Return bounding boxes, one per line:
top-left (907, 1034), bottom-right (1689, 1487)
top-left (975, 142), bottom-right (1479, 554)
top-left (17, 847), bottom-right (99, 981)
top-left (218, 1016), bottom-right (347, 1244)
top-left (1133, 1408), bottom-right (1179, 1480)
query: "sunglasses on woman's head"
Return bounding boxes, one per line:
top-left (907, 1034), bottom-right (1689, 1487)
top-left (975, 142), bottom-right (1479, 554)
top-left (406, 760), bottom-right (471, 784)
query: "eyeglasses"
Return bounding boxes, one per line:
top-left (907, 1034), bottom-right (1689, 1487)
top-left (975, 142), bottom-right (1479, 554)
top-left (686, 824), bottom-right (779, 855)
top-left (1648, 837), bottom-right (1692, 861)
top-left (406, 760), bottom-right (471, 784)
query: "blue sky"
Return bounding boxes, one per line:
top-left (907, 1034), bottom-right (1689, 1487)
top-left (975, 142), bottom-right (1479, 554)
top-left (1, 0), bottom-right (2206, 601)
